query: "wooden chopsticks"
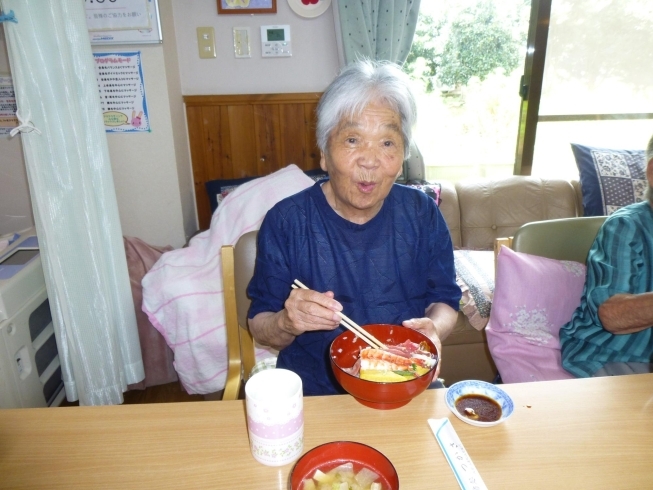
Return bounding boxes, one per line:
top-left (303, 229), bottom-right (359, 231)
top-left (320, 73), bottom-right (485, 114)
top-left (292, 279), bottom-right (386, 350)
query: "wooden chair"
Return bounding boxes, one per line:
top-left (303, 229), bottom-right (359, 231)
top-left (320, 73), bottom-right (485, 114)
top-left (221, 231), bottom-right (260, 401)
top-left (494, 216), bottom-right (607, 263)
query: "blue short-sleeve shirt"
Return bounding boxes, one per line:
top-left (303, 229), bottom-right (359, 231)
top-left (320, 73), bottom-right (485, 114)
top-left (247, 181), bottom-right (461, 395)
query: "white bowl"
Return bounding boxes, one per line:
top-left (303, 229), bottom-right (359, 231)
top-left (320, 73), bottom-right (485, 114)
top-left (445, 380), bottom-right (514, 427)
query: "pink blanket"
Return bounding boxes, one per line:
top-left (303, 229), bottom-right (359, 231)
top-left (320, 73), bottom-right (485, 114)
top-left (141, 165), bottom-right (314, 394)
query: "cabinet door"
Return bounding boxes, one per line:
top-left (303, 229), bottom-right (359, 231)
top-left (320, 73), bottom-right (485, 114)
top-left (185, 93), bottom-right (322, 230)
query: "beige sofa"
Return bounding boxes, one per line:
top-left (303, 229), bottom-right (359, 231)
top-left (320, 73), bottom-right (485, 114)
top-left (436, 176), bottom-right (583, 385)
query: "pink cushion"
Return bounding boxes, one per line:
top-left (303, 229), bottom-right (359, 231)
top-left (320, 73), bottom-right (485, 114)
top-left (486, 246), bottom-right (585, 383)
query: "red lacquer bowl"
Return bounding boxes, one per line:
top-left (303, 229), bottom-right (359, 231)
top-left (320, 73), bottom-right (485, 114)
top-left (330, 324), bottom-right (438, 410)
top-left (290, 441), bottom-right (399, 490)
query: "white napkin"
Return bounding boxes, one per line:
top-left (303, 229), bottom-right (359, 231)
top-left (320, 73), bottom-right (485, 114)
top-left (428, 418), bottom-right (488, 490)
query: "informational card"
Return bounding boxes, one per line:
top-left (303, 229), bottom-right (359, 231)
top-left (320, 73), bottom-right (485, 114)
top-left (85, 0), bottom-right (150, 31)
top-left (93, 51), bottom-right (150, 133)
top-left (0, 76), bottom-right (18, 136)
top-left (86, 0), bottom-right (162, 45)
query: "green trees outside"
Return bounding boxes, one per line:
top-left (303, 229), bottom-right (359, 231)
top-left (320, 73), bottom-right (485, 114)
top-left (404, 0), bottom-right (526, 93)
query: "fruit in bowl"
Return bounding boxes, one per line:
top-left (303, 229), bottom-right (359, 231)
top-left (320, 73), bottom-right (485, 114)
top-left (330, 324), bottom-right (438, 410)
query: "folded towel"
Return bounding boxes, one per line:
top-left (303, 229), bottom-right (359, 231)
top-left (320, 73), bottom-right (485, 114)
top-left (141, 165), bottom-right (315, 394)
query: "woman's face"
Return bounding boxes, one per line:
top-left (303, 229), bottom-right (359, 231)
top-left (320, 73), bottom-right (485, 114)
top-left (320, 101), bottom-right (405, 224)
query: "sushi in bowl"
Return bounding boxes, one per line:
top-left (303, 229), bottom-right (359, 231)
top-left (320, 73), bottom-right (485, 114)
top-left (330, 324), bottom-right (438, 410)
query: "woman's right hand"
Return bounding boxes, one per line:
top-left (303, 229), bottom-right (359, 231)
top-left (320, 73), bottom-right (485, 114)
top-left (282, 288), bottom-right (342, 336)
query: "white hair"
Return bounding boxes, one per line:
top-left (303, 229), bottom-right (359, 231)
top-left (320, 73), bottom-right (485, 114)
top-left (316, 59), bottom-right (417, 160)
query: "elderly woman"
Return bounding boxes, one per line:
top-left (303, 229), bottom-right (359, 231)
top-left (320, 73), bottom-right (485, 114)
top-left (247, 60), bottom-right (461, 396)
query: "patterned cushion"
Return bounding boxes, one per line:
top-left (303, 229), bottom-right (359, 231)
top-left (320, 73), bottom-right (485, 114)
top-left (486, 246), bottom-right (583, 383)
top-left (454, 250), bottom-right (494, 330)
top-left (205, 176), bottom-right (258, 215)
top-left (571, 143), bottom-right (648, 216)
top-left (404, 180), bottom-right (442, 206)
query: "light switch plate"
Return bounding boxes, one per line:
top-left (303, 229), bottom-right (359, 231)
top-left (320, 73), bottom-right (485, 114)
top-left (233, 27), bottom-right (251, 58)
top-left (196, 27), bottom-right (216, 59)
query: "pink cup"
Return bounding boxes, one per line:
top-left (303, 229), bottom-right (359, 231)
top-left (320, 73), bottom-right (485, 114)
top-left (245, 369), bottom-right (303, 466)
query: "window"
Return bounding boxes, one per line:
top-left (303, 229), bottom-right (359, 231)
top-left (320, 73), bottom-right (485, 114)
top-left (406, 0), bottom-right (653, 182)
top-left (530, 0), bottom-right (653, 180)
top-left (404, 0), bottom-right (531, 181)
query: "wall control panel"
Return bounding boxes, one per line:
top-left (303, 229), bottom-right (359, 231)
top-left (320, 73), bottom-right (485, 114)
top-left (260, 25), bottom-right (292, 57)
top-left (233, 27), bottom-right (251, 58)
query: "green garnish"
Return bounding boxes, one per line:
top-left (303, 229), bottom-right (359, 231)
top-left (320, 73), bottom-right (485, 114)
top-left (393, 370), bottom-right (416, 378)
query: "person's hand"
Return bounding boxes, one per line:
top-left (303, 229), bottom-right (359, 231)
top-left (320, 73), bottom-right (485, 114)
top-left (403, 303), bottom-right (457, 381)
top-left (281, 288), bottom-right (342, 336)
top-left (402, 317), bottom-right (443, 379)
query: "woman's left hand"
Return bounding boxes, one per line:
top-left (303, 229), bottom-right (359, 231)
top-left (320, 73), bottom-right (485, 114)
top-left (403, 302), bottom-right (458, 380)
top-left (402, 318), bottom-right (443, 378)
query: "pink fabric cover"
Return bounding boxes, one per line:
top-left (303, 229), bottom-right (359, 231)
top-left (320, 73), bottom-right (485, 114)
top-left (141, 165), bottom-right (315, 395)
top-left (486, 246), bottom-right (584, 383)
top-left (123, 236), bottom-right (177, 390)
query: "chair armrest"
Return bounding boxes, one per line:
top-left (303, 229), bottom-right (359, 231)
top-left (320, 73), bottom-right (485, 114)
top-left (494, 237), bottom-right (513, 272)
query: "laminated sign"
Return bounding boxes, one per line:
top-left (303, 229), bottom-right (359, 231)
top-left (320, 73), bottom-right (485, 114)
top-left (0, 76), bottom-right (18, 136)
top-left (93, 51), bottom-right (150, 133)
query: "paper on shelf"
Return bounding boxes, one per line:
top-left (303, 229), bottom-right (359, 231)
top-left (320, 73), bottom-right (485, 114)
top-left (428, 418), bottom-right (488, 490)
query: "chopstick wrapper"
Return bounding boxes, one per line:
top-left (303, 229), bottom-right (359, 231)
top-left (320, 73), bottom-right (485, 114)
top-left (428, 418), bottom-right (488, 490)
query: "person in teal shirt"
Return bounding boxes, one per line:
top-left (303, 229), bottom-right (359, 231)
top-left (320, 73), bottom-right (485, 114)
top-left (560, 137), bottom-right (653, 377)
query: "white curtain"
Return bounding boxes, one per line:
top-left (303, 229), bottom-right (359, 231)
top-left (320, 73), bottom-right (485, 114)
top-left (1, 0), bottom-right (144, 405)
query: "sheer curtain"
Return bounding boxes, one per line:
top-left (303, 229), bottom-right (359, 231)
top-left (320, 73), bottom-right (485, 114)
top-left (1, 0), bottom-right (144, 405)
top-left (332, 0), bottom-right (421, 66)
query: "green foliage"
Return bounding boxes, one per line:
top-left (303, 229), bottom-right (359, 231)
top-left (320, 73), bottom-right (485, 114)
top-left (404, 0), bottom-right (525, 92)
top-left (403, 14), bottom-right (443, 93)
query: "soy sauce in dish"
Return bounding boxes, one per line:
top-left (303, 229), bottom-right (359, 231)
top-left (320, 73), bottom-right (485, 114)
top-left (455, 394), bottom-right (502, 422)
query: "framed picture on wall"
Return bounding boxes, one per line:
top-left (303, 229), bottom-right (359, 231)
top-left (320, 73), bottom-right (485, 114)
top-left (217, 0), bottom-right (277, 15)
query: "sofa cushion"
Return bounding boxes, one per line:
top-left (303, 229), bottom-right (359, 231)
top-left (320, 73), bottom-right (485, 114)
top-left (570, 143), bottom-right (648, 217)
top-left (443, 312), bottom-right (487, 346)
top-left (486, 246), bottom-right (582, 384)
top-left (455, 177), bottom-right (579, 250)
top-left (436, 180), bottom-right (461, 248)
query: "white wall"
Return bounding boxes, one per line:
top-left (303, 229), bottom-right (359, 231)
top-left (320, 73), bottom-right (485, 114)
top-left (0, 30), bottom-right (32, 236)
top-left (96, 0), bottom-right (191, 248)
top-left (172, 0), bottom-right (340, 94)
top-left (0, 0), bottom-right (340, 245)
top-left (160, 0), bottom-right (196, 243)
top-left (101, 41), bottom-right (189, 248)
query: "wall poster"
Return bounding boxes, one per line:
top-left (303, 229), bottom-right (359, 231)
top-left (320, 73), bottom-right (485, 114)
top-left (93, 51), bottom-right (150, 133)
top-left (0, 76), bottom-right (18, 136)
top-left (86, 0), bottom-right (162, 45)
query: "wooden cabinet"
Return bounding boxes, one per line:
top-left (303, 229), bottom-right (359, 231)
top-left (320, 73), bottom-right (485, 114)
top-left (184, 93), bottom-right (323, 230)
